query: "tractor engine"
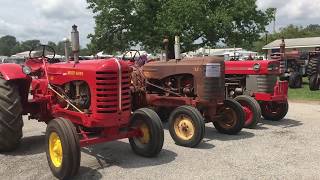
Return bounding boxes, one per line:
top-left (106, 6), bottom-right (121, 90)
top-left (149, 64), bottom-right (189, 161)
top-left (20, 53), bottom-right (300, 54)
top-left (57, 81), bottom-right (91, 111)
top-left (148, 74), bottom-right (195, 97)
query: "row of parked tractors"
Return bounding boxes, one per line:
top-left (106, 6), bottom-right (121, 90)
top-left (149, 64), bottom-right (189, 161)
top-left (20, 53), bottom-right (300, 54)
top-left (0, 25), bottom-right (319, 179)
top-left (271, 38), bottom-right (320, 90)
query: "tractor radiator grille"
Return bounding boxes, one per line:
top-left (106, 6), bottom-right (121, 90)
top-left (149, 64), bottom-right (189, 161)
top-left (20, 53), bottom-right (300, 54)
top-left (202, 78), bottom-right (224, 101)
top-left (95, 70), bottom-right (131, 114)
top-left (256, 75), bottom-right (277, 93)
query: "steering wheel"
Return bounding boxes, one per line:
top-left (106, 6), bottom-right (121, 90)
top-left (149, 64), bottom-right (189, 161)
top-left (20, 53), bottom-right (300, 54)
top-left (122, 50), bottom-right (141, 62)
top-left (29, 44), bottom-right (56, 63)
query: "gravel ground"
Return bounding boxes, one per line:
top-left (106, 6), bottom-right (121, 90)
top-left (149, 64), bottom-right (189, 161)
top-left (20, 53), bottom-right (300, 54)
top-left (1, 101), bottom-right (320, 180)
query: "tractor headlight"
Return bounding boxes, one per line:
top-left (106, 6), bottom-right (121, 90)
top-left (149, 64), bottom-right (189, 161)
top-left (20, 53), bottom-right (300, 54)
top-left (253, 63), bottom-right (261, 71)
top-left (22, 65), bottom-right (32, 75)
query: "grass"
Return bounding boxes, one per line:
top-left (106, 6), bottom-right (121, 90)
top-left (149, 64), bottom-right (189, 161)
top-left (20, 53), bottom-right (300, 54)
top-left (288, 78), bottom-right (320, 101)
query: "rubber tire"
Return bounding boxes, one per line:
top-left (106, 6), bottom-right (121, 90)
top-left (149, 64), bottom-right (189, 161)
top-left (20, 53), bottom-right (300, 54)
top-left (289, 72), bottom-right (302, 88)
top-left (45, 117), bottom-right (80, 180)
top-left (168, 105), bottom-right (205, 148)
top-left (260, 101), bottom-right (289, 121)
top-left (234, 95), bottom-right (261, 129)
top-left (309, 73), bottom-right (320, 91)
top-left (213, 99), bottom-right (245, 135)
top-left (129, 108), bottom-right (164, 157)
top-left (0, 78), bottom-right (23, 152)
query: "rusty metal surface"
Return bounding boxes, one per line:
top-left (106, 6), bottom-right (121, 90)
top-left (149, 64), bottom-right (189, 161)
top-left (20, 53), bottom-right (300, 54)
top-left (142, 57), bottom-right (225, 102)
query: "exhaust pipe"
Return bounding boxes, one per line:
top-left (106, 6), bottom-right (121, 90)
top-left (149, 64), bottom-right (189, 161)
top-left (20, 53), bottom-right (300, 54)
top-left (71, 25), bottom-right (80, 64)
top-left (63, 38), bottom-right (69, 63)
top-left (174, 36), bottom-right (181, 60)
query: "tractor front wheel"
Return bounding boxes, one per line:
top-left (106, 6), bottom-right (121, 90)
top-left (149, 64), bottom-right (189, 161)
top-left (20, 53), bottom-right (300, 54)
top-left (260, 101), bottom-right (289, 121)
top-left (168, 106), bottom-right (205, 148)
top-left (234, 95), bottom-right (261, 129)
top-left (129, 108), bottom-right (164, 157)
top-left (214, 99), bottom-right (245, 135)
top-left (0, 78), bottom-right (23, 152)
top-left (45, 117), bottom-right (80, 180)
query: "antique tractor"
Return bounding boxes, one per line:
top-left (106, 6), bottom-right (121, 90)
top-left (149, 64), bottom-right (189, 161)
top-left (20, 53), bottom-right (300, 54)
top-left (225, 59), bottom-right (289, 122)
top-left (0, 25), bottom-right (164, 179)
top-left (306, 51), bottom-right (320, 91)
top-left (130, 55), bottom-right (245, 148)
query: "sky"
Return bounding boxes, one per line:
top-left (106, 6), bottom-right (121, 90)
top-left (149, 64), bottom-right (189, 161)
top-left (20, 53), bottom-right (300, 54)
top-left (0, 0), bottom-right (320, 46)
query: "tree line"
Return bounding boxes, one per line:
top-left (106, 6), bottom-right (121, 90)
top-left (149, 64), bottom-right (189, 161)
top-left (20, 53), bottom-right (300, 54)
top-left (0, 35), bottom-right (91, 57)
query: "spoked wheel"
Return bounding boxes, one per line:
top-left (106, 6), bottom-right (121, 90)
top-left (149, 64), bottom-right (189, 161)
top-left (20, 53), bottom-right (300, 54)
top-left (129, 108), bottom-right (164, 157)
top-left (234, 95), bottom-right (261, 129)
top-left (214, 99), bottom-right (245, 135)
top-left (260, 101), bottom-right (289, 121)
top-left (168, 106), bottom-right (205, 147)
top-left (46, 117), bottom-right (80, 180)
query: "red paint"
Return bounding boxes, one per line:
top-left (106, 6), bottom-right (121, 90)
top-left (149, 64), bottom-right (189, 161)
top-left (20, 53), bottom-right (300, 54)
top-left (0, 57), bottom-right (140, 147)
top-left (225, 60), bottom-right (280, 75)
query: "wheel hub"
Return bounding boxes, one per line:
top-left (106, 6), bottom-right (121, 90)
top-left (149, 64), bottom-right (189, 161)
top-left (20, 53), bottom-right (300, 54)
top-left (138, 123), bottom-right (150, 144)
top-left (49, 132), bottom-right (63, 168)
top-left (174, 116), bottom-right (195, 141)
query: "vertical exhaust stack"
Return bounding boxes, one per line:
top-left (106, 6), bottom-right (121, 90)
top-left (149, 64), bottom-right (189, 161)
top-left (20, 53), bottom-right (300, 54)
top-left (280, 37), bottom-right (285, 54)
top-left (63, 38), bottom-right (69, 63)
top-left (174, 36), bottom-right (181, 60)
top-left (163, 38), bottom-right (169, 61)
top-left (71, 25), bottom-right (80, 64)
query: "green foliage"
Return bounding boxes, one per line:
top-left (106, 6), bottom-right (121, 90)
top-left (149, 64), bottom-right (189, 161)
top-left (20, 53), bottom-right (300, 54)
top-left (87, 0), bottom-right (274, 54)
top-left (0, 35), bottom-right (19, 56)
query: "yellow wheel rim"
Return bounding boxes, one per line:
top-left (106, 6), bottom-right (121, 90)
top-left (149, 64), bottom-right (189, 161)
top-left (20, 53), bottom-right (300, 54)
top-left (174, 115), bottom-right (195, 141)
top-left (49, 132), bottom-right (63, 168)
top-left (138, 123), bottom-right (150, 144)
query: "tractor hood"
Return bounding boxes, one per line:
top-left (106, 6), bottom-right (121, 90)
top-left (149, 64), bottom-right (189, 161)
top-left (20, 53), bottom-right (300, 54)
top-left (143, 56), bottom-right (224, 79)
top-left (225, 60), bottom-right (280, 75)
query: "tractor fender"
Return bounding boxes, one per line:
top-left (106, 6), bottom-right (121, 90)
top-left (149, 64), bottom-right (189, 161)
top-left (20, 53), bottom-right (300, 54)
top-left (0, 63), bottom-right (32, 110)
top-left (0, 63), bottom-right (30, 81)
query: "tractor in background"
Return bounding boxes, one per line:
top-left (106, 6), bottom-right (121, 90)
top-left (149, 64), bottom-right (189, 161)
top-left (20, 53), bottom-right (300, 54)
top-left (225, 60), bottom-right (289, 122)
top-left (306, 51), bottom-right (320, 90)
top-left (0, 25), bottom-right (164, 180)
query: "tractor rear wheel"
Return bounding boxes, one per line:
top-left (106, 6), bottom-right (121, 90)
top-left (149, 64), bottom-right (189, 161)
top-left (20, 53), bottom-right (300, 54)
top-left (234, 95), bottom-right (261, 129)
top-left (309, 73), bottom-right (320, 91)
top-left (214, 99), bottom-right (245, 135)
top-left (129, 108), bottom-right (164, 157)
top-left (0, 78), bottom-right (23, 152)
top-left (289, 72), bottom-right (302, 88)
top-left (260, 101), bottom-right (289, 121)
top-left (45, 117), bottom-right (80, 180)
top-left (168, 106), bottom-right (205, 148)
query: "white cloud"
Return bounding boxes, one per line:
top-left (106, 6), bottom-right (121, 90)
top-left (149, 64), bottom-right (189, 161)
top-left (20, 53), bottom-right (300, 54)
top-left (257, 0), bottom-right (320, 30)
top-left (0, 0), bottom-right (94, 46)
top-left (1, 0), bottom-right (320, 46)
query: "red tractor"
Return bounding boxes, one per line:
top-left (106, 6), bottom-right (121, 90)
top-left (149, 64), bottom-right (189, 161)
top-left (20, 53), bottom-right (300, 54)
top-left (225, 60), bottom-right (289, 123)
top-left (0, 25), bottom-right (164, 179)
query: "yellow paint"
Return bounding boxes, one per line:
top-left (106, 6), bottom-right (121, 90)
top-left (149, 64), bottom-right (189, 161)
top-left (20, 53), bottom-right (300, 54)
top-left (67, 71), bottom-right (84, 76)
top-left (174, 115), bottom-right (195, 141)
top-left (49, 132), bottom-right (63, 168)
top-left (138, 123), bottom-right (150, 144)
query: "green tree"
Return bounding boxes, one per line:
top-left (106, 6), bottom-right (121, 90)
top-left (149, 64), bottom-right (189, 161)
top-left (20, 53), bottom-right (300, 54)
top-left (20, 40), bottom-right (41, 51)
top-left (87, 0), bottom-right (274, 56)
top-left (0, 35), bottom-right (19, 56)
